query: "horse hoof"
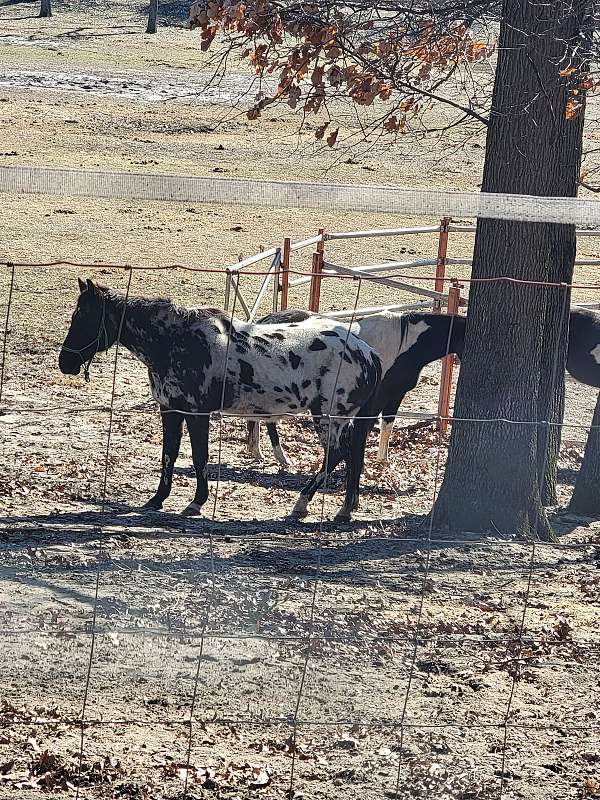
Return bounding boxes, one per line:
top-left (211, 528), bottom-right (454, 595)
top-left (273, 446), bottom-right (290, 469)
top-left (181, 502), bottom-right (203, 517)
top-left (334, 508), bottom-right (352, 523)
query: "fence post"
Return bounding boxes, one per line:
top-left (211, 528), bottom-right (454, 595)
top-left (272, 250), bottom-right (281, 312)
top-left (224, 270), bottom-right (232, 311)
top-left (434, 217), bottom-right (451, 313)
top-left (437, 280), bottom-right (461, 435)
top-left (308, 229), bottom-right (325, 312)
top-left (280, 237), bottom-right (290, 311)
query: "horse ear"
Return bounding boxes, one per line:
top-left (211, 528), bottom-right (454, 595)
top-left (86, 278), bottom-right (97, 294)
top-left (78, 277), bottom-right (86, 293)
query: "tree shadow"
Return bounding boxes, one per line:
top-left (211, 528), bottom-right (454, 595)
top-left (557, 466), bottom-right (579, 487)
top-left (0, 0), bottom-right (38, 6)
top-left (172, 462), bottom-right (409, 498)
top-left (138, 0), bottom-right (189, 26)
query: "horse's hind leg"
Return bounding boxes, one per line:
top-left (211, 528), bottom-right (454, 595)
top-left (143, 409), bottom-right (184, 511)
top-left (266, 422), bottom-right (290, 468)
top-left (291, 445), bottom-right (346, 519)
top-left (246, 420), bottom-right (263, 461)
top-left (291, 418), bottom-right (347, 518)
top-left (182, 413), bottom-right (210, 516)
top-left (337, 394), bottom-right (382, 520)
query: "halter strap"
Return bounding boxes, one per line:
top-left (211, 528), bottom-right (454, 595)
top-left (61, 299), bottom-right (108, 382)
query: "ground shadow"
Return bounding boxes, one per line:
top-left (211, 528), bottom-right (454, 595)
top-left (172, 462), bottom-right (410, 498)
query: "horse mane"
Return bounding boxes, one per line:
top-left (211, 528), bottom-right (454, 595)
top-left (108, 289), bottom-right (229, 324)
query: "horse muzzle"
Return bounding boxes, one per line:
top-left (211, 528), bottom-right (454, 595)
top-left (58, 349), bottom-right (82, 376)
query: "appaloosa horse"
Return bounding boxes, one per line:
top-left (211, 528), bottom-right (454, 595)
top-left (248, 308), bottom-right (465, 465)
top-left (58, 279), bottom-right (381, 520)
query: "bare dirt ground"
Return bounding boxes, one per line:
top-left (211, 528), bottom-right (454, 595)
top-left (1, 2), bottom-right (600, 798)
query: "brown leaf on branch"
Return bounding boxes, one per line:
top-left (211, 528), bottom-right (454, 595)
top-left (326, 127), bottom-right (339, 147)
top-left (315, 122), bottom-right (329, 139)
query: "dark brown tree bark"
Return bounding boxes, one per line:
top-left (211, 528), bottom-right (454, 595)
top-left (433, 0), bottom-right (589, 540)
top-left (569, 390), bottom-right (600, 515)
top-left (147, 0), bottom-right (158, 33)
top-left (39, 0), bottom-right (52, 17)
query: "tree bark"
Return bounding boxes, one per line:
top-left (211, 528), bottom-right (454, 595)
top-left (433, 0), bottom-right (588, 540)
top-left (39, 0), bottom-right (52, 17)
top-left (146, 0), bottom-right (158, 33)
top-left (569, 390), bottom-right (600, 515)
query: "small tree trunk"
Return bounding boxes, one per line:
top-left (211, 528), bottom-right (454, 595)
top-left (146, 0), bottom-right (158, 33)
top-left (39, 0), bottom-right (52, 17)
top-left (568, 391), bottom-right (600, 516)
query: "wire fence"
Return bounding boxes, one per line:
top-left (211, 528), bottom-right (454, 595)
top-left (0, 256), bottom-right (598, 800)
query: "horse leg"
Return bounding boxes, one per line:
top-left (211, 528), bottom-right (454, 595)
top-left (291, 443), bottom-right (346, 519)
top-left (266, 422), bottom-right (290, 468)
top-left (182, 414), bottom-right (210, 516)
top-left (377, 406), bottom-right (399, 464)
top-left (291, 414), bottom-right (347, 518)
top-left (143, 409), bottom-right (184, 510)
top-left (246, 420), bottom-right (263, 461)
top-left (337, 394), bottom-right (382, 520)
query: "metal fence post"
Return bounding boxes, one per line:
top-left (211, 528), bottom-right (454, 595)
top-left (434, 217), bottom-right (451, 313)
top-left (308, 229), bottom-right (325, 312)
top-left (280, 237), bottom-right (291, 311)
top-left (437, 280), bottom-right (461, 435)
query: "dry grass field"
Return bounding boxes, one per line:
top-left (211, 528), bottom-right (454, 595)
top-left (0, 2), bottom-right (600, 798)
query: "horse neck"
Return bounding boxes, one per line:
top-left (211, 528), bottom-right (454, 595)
top-left (106, 293), bottom-right (164, 367)
top-left (409, 312), bottom-right (463, 362)
top-left (429, 313), bottom-right (464, 359)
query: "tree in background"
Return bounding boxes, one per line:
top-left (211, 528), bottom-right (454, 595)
top-left (147, 0), bottom-right (159, 33)
top-left (39, 0), bottom-right (51, 18)
top-left (190, 0), bottom-right (597, 539)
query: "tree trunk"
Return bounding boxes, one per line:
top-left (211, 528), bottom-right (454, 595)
top-left (39, 0), bottom-right (52, 17)
top-left (539, 284), bottom-right (572, 506)
top-left (433, 0), bottom-right (588, 540)
top-left (146, 0), bottom-right (158, 33)
top-left (568, 390), bottom-right (600, 515)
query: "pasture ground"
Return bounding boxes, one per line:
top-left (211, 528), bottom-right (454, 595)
top-left (0, 2), bottom-right (600, 798)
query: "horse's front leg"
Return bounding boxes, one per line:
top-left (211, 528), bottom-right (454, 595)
top-left (142, 409), bottom-right (184, 511)
top-left (182, 413), bottom-right (210, 516)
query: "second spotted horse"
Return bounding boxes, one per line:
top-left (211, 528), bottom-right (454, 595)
top-left (247, 309), bottom-right (465, 467)
top-left (250, 306), bottom-right (600, 468)
top-left (58, 279), bottom-right (382, 521)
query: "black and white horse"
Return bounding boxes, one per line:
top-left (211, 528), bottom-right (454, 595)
top-left (567, 307), bottom-right (600, 389)
top-left (248, 309), bottom-right (465, 466)
top-left (58, 279), bottom-right (381, 520)
top-left (249, 305), bottom-right (600, 467)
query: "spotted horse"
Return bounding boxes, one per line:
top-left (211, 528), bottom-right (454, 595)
top-left (58, 279), bottom-right (382, 520)
top-left (250, 306), bottom-right (600, 468)
top-left (247, 308), bottom-right (464, 467)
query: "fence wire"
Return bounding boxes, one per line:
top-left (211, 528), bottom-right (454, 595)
top-left (0, 258), bottom-right (598, 800)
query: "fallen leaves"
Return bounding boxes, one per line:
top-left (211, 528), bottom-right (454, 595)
top-left (162, 758), bottom-right (274, 790)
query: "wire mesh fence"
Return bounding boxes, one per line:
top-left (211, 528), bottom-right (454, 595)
top-left (0, 256), bottom-right (599, 800)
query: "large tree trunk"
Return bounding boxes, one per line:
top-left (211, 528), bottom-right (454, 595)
top-left (433, 0), bottom-right (588, 540)
top-left (39, 0), bottom-right (52, 17)
top-left (568, 391), bottom-right (600, 515)
top-left (146, 0), bottom-right (158, 33)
